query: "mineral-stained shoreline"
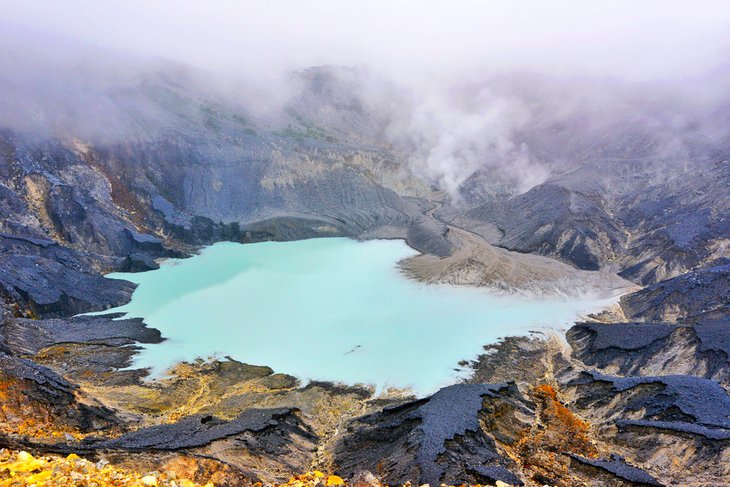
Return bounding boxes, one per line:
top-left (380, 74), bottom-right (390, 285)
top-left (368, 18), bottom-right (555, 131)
top-left (0, 69), bottom-right (729, 485)
top-left (2, 251), bottom-right (729, 486)
top-left (1, 183), bottom-right (728, 486)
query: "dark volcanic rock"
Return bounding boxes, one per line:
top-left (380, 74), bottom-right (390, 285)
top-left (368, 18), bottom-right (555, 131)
top-left (99, 408), bottom-right (313, 451)
top-left (0, 314), bottom-right (162, 357)
top-left (0, 353), bottom-right (118, 434)
top-left (464, 159), bottom-right (730, 284)
top-left (568, 322), bottom-right (678, 352)
top-left (467, 180), bottom-right (623, 271)
top-left (0, 232), bottom-right (142, 317)
top-left (562, 371), bottom-right (730, 482)
top-left (406, 216), bottom-right (453, 257)
top-left (0, 254), bottom-right (135, 317)
top-left (335, 383), bottom-right (528, 486)
top-left (566, 371), bottom-right (730, 440)
top-left (620, 259), bottom-right (730, 322)
top-left (0, 314), bottom-right (163, 384)
top-left (567, 319), bottom-right (730, 383)
top-left (568, 454), bottom-right (663, 487)
top-left (695, 319), bottom-right (730, 359)
top-left (614, 160), bottom-right (730, 285)
top-left (95, 408), bottom-right (319, 483)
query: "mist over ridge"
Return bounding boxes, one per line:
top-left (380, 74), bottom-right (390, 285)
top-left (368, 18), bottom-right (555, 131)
top-left (1, 4), bottom-right (730, 486)
top-left (1, 1), bottom-right (730, 199)
top-left (1, 15), bottom-right (729, 199)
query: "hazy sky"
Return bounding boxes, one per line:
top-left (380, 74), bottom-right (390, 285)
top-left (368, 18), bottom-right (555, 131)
top-left (2, 1), bottom-right (729, 195)
top-left (2, 0), bottom-right (730, 81)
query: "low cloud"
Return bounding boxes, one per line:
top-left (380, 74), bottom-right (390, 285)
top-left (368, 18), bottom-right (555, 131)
top-left (381, 81), bottom-right (547, 197)
top-left (0, 1), bottom-right (729, 197)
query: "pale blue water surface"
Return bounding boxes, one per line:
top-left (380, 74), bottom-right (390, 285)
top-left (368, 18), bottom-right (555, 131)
top-left (101, 238), bottom-right (616, 395)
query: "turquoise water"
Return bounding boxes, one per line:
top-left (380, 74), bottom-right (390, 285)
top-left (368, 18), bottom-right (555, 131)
top-left (101, 238), bottom-right (615, 395)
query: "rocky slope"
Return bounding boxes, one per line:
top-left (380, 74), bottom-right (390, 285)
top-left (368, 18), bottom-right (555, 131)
top-left (461, 151), bottom-right (730, 284)
top-left (0, 56), bottom-right (729, 486)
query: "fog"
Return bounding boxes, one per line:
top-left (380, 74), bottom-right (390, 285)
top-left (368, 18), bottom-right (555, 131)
top-left (1, 1), bottom-right (729, 195)
top-left (3, 0), bottom-right (730, 81)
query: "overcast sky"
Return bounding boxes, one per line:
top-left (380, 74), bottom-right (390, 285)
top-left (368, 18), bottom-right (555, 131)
top-left (2, 0), bottom-right (730, 81)
top-left (2, 1), bottom-right (728, 195)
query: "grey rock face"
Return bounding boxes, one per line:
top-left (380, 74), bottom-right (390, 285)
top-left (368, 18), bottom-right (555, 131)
top-left (561, 371), bottom-right (730, 482)
top-left (620, 259), bottom-right (730, 322)
top-left (463, 158), bottom-right (730, 284)
top-left (406, 215), bottom-right (453, 257)
top-left (0, 253), bottom-right (136, 317)
top-left (0, 353), bottom-right (119, 433)
top-left (467, 180), bottom-right (624, 271)
top-left (567, 454), bottom-right (663, 487)
top-left (567, 371), bottom-right (730, 436)
top-left (335, 383), bottom-right (527, 486)
top-left (0, 314), bottom-right (162, 356)
top-left (81, 408), bottom-right (319, 484)
top-left (567, 319), bottom-right (730, 383)
top-left (98, 408), bottom-right (315, 451)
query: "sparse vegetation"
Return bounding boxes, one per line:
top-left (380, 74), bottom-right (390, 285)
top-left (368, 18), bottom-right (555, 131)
top-left (272, 109), bottom-right (338, 142)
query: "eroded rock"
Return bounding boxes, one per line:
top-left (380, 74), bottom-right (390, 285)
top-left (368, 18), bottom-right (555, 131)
top-left (562, 371), bottom-right (730, 484)
top-left (620, 260), bottom-right (730, 322)
top-left (335, 383), bottom-right (528, 486)
top-left (0, 354), bottom-right (118, 438)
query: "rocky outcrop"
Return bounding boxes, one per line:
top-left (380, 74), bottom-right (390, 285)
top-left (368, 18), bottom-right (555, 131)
top-left (100, 407), bottom-right (313, 449)
top-left (0, 233), bottom-right (139, 318)
top-left (567, 319), bottom-right (730, 383)
top-left (566, 262), bottom-right (730, 388)
top-left (561, 371), bottom-right (730, 484)
top-left (405, 213), bottom-right (454, 257)
top-left (614, 161), bottom-right (730, 285)
top-left (620, 259), bottom-right (730, 322)
top-left (334, 383), bottom-right (528, 486)
top-left (0, 353), bottom-right (119, 439)
top-left (0, 314), bottom-right (163, 385)
top-left (566, 371), bottom-right (730, 438)
top-left (97, 408), bottom-right (318, 482)
top-left (0, 314), bottom-right (162, 357)
top-left (465, 336), bottom-right (555, 386)
top-left (464, 159), bottom-right (730, 285)
top-left (466, 179), bottom-right (624, 271)
top-left (558, 247), bottom-right (730, 486)
top-left (0, 253), bottom-right (136, 317)
top-left (567, 454), bottom-right (662, 487)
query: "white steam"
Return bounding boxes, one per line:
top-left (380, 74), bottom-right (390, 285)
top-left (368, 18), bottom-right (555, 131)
top-left (1, 1), bottom-right (729, 197)
top-left (383, 83), bottom-right (549, 196)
